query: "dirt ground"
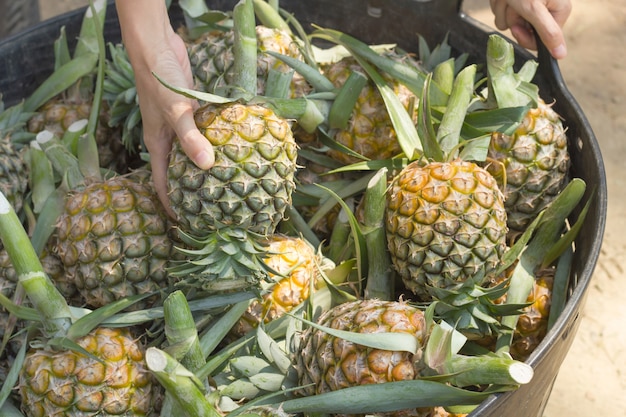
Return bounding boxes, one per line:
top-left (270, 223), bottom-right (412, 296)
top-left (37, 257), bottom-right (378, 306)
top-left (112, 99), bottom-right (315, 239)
top-left (33, 0), bottom-right (626, 415)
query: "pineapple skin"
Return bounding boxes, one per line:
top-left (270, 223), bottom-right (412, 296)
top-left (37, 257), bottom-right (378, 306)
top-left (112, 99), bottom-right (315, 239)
top-left (167, 102), bottom-right (298, 237)
top-left (386, 160), bottom-right (508, 300)
top-left (55, 175), bottom-right (175, 310)
top-left (19, 327), bottom-right (160, 417)
top-left (295, 299), bottom-right (427, 395)
top-left (485, 99), bottom-right (570, 238)
top-left (231, 235), bottom-right (326, 336)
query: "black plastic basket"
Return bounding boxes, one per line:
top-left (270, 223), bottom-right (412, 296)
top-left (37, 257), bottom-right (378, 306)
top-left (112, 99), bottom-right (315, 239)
top-left (0, 1), bottom-right (607, 416)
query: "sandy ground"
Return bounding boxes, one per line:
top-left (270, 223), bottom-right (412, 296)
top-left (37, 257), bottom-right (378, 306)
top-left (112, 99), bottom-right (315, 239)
top-left (30, 0), bottom-right (626, 415)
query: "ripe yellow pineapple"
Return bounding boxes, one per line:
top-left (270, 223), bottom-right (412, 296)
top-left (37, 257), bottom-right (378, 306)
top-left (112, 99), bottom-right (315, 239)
top-left (484, 266), bottom-right (555, 361)
top-left (231, 234), bottom-right (330, 336)
top-left (322, 53), bottom-right (419, 164)
top-left (386, 159), bottom-right (507, 301)
top-left (35, 129), bottom-right (176, 310)
top-left (294, 299), bottom-right (531, 416)
top-left (54, 172), bottom-right (176, 310)
top-left (296, 299), bottom-right (428, 395)
top-left (19, 327), bottom-right (159, 417)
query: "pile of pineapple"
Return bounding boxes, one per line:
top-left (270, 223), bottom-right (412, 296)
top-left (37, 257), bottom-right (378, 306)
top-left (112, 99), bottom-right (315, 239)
top-left (0, 0), bottom-right (587, 416)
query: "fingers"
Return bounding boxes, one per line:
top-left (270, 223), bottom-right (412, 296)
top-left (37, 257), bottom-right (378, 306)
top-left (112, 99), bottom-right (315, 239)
top-left (516, 3), bottom-right (569, 59)
top-left (490, 0), bottom-right (510, 31)
top-left (490, 0), bottom-right (571, 59)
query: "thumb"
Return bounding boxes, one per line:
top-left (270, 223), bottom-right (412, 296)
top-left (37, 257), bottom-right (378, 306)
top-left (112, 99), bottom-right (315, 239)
top-left (175, 108), bottom-right (215, 170)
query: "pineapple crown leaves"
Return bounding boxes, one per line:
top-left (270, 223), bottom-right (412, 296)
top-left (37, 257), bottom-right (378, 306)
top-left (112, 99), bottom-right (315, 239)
top-left (494, 178), bottom-right (589, 353)
top-left (23, 0), bottom-right (107, 114)
top-left (103, 42), bottom-right (144, 153)
top-left (168, 226), bottom-right (278, 292)
top-left (425, 276), bottom-right (531, 340)
top-left (0, 99), bottom-right (36, 146)
top-left (485, 34), bottom-right (540, 110)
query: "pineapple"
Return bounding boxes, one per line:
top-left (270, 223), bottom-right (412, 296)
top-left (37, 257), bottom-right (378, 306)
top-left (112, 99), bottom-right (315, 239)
top-left (481, 35), bottom-right (570, 239)
top-left (53, 169), bottom-right (176, 310)
top-left (294, 299), bottom-right (531, 416)
top-left (19, 327), bottom-right (159, 417)
top-left (167, 101), bottom-right (298, 292)
top-left (0, 100), bottom-right (31, 216)
top-left (166, 0), bottom-right (298, 293)
top-left (386, 159), bottom-right (507, 301)
top-left (322, 53), bottom-right (419, 165)
top-left (380, 62), bottom-right (513, 339)
top-left (231, 234), bottom-right (330, 336)
top-left (168, 102), bottom-right (297, 236)
top-left (296, 299), bottom-right (428, 396)
top-left (484, 266), bottom-right (555, 361)
top-left (187, 25), bottom-right (311, 98)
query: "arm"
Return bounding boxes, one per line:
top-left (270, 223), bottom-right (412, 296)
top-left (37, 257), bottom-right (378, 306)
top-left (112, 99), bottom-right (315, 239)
top-left (490, 0), bottom-right (572, 59)
top-left (115, 0), bottom-right (214, 215)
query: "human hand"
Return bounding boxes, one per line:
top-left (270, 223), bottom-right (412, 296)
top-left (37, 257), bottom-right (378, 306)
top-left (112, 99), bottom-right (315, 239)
top-left (116, 0), bottom-right (214, 216)
top-left (489, 0), bottom-right (572, 59)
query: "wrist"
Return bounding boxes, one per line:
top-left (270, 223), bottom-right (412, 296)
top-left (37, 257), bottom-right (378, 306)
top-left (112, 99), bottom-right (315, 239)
top-left (115, 0), bottom-right (175, 70)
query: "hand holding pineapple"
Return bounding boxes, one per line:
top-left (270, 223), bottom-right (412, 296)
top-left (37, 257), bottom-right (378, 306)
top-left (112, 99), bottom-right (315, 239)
top-left (115, 0), bottom-right (215, 214)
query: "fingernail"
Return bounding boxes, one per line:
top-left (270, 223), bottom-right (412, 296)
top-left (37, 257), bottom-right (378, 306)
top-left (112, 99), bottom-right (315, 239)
top-left (552, 44), bottom-right (567, 59)
top-left (194, 149), bottom-right (214, 169)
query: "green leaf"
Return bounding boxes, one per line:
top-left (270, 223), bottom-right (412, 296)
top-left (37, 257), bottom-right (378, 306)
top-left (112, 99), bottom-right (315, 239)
top-left (66, 293), bottom-right (153, 339)
top-left (464, 106), bottom-right (530, 136)
top-left (152, 72), bottom-right (237, 103)
top-left (295, 315), bottom-right (420, 354)
top-left (279, 380), bottom-right (491, 414)
top-left (542, 190), bottom-right (593, 268)
top-left (349, 54), bottom-right (422, 159)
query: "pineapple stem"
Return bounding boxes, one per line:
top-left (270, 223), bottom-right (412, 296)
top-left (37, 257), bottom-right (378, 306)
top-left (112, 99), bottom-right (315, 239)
top-left (363, 168), bottom-right (394, 301)
top-left (73, 0), bottom-right (107, 59)
top-left (326, 208), bottom-right (354, 263)
top-left (231, 0), bottom-right (258, 99)
top-left (146, 347), bottom-right (222, 417)
top-left (163, 290), bottom-right (207, 374)
top-left (161, 290), bottom-right (209, 416)
top-left (443, 354), bottom-right (534, 387)
top-left (0, 191), bottom-right (73, 335)
top-left (36, 131), bottom-right (85, 189)
top-left (252, 0), bottom-right (291, 33)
